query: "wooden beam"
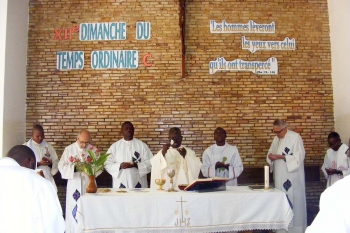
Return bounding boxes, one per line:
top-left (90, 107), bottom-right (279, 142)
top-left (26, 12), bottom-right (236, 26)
top-left (179, 0), bottom-right (186, 78)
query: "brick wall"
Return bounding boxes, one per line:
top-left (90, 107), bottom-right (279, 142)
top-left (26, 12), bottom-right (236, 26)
top-left (57, 186), bottom-right (66, 217)
top-left (27, 0), bottom-right (332, 213)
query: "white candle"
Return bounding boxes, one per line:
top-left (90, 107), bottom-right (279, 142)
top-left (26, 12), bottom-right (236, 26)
top-left (264, 165), bottom-right (269, 189)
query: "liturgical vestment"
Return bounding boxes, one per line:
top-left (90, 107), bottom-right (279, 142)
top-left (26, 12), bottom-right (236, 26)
top-left (105, 138), bottom-right (153, 188)
top-left (0, 157), bottom-right (65, 233)
top-left (266, 130), bottom-right (307, 233)
top-left (201, 143), bottom-right (244, 186)
top-left (24, 138), bottom-right (59, 192)
top-left (58, 142), bottom-right (98, 233)
top-left (151, 145), bottom-right (202, 189)
top-left (305, 175), bottom-right (350, 233)
top-left (321, 143), bottom-right (350, 187)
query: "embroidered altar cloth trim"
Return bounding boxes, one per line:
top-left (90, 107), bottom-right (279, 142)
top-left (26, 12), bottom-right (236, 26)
top-left (77, 186), bottom-right (293, 233)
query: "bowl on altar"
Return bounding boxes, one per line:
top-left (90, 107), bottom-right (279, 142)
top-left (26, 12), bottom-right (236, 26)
top-left (155, 179), bottom-right (166, 190)
top-left (178, 184), bottom-right (188, 190)
top-left (155, 179), bottom-right (166, 185)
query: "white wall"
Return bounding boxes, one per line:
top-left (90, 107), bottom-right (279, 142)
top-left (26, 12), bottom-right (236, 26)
top-left (0, 0), bottom-right (28, 157)
top-left (0, 0), bottom-right (8, 157)
top-left (328, 0), bottom-right (350, 144)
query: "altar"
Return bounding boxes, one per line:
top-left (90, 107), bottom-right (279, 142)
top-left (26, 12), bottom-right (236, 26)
top-left (77, 186), bottom-right (293, 233)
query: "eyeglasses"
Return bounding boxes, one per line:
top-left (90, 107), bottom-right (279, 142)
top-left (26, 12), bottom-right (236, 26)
top-left (78, 139), bottom-right (89, 145)
top-left (271, 127), bottom-right (286, 134)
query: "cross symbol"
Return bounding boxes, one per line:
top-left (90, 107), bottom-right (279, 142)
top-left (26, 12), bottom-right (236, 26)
top-left (176, 196), bottom-right (187, 219)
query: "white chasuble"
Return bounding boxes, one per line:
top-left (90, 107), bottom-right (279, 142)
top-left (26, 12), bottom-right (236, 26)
top-left (150, 146), bottom-right (202, 189)
top-left (266, 130), bottom-right (307, 233)
top-left (321, 143), bottom-right (350, 187)
top-left (201, 143), bottom-right (244, 186)
top-left (305, 175), bottom-right (350, 233)
top-left (105, 138), bottom-right (152, 188)
top-left (0, 157), bottom-right (65, 233)
top-left (24, 139), bottom-right (59, 192)
top-left (58, 142), bottom-right (98, 233)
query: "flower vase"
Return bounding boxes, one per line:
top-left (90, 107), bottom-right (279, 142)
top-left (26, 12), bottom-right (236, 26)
top-left (86, 175), bottom-right (97, 193)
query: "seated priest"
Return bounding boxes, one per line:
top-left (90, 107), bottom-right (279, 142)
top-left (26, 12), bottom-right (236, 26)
top-left (104, 121), bottom-right (153, 188)
top-left (306, 174), bottom-right (350, 232)
top-left (151, 127), bottom-right (202, 189)
top-left (0, 145), bottom-right (65, 233)
top-left (201, 127), bottom-right (244, 186)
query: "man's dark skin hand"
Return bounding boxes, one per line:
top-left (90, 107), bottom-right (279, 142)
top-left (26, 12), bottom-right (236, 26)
top-left (37, 156), bottom-right (52, 167)
top-left (325, 168), bottom-right (342, 175)
top-left (215, 161), bottom-right (229, 170)
top-left (120, 162), bottom-right (138, 169)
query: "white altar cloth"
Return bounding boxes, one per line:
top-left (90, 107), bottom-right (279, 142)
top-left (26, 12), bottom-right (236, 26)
top-left (77, 186), bottom-right (293, 233)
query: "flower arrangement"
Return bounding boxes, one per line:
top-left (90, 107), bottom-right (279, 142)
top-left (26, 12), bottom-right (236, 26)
top-left (69, 149), bottom-right (110, 176)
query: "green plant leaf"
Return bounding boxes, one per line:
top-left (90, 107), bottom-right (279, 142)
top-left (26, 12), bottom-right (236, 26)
top-left (88, 150), bottom-right (97, 163)
top-left (73, 151), bottom-right (110, 176)
top-left (95, 153), bottom-right (110, 167)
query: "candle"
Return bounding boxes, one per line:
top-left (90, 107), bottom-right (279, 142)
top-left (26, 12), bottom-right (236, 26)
top-left (264, 165), bottom-right (269, 190)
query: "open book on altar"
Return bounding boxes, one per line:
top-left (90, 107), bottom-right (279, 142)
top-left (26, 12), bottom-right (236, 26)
top-left (184, 177), bottom-right (230, 192)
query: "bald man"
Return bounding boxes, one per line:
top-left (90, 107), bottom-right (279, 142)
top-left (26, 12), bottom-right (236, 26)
top-left (0, 145), bottom-right (65, 232)
top-left (58, 129), bottom-right (99, 233)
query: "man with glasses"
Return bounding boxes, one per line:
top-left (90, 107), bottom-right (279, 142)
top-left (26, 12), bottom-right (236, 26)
top-left (266, 119), bottom-right (307, 233)
top-left (151, 127), bottom-right (202, 189)
top-left (321, 132), bottom-right (350, 188)
top-left (58, 129), bottom-right (99, 233)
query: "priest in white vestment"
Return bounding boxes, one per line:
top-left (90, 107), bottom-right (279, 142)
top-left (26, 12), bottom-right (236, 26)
top-left (151, 127), bottom-right (202, 189)
top-left (305, 174), bottom-right (350, 233)
top-left (201, 127), bottom-right (243, 186)
top-left (24, 123), bottom-right (59, 192)
top-left (321, 132), bottom-right (350, 188)
top-left (105, 121), bottom-right (152, 188)
top-left (0, 145), bottom-right (65, 233)
top-left (58, 129), bottom-right (98, 233)
top-left (266, 119), bottom-right (307, 233)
